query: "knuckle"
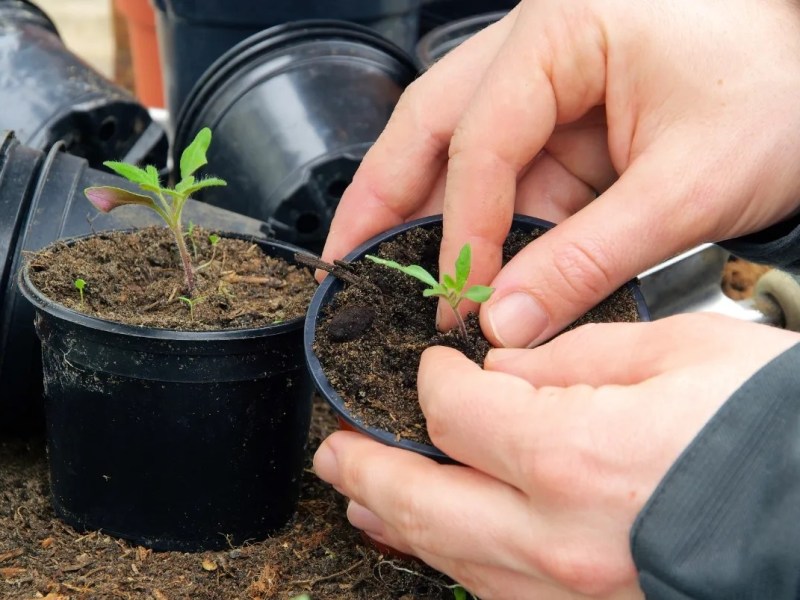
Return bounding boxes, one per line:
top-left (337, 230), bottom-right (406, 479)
top-left (547, 237), bottom-right (616, 305)
top-left (392, 484), bottom-right (431, 551)
top-left (535, 543), bottom-right (633, 596)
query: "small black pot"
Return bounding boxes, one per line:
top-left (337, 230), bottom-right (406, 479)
top-left (415, 11), bottom-right (507, 70)
top-left (304, 214), bottom-right (651, 462)
top-left (0, 131), bottom-right (273, 433)
top-left (0, 1), bottom-right (167, 169)
top-left (18, 233), bottom-right (314, 551)
top-left (174, 21), bottom-right (418, 253)
top-left (154, 0), bottom-right (421, 119)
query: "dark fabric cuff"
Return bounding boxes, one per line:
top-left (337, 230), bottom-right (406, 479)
top-left (720, 214), bottom-right (800, 272)
top-left (630, 343), bottom-right (800, 599)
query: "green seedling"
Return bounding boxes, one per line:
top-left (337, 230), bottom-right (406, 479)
top-left (74, 278), bottom-right (86, 307)
top-left (178, 295), bottom-right (204, 321)
top-left (83, 127), bottom-right (227, 296)
top-left (365, 243), bottom-right (494, 339)
top-left (451, 585), bottom-right (477, 600)
top-left (197, 233), bottom-right (221, 271)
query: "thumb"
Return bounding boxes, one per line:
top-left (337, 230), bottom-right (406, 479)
top-left (481, 146), bottom-right (721, 347)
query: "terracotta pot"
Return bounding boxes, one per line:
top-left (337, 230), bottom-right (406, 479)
top-left (115, 0), bottom-right (164, 107)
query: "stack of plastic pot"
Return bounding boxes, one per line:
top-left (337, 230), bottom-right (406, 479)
top-left (173, 21), bottom-right (418, 254)
top-left (153, 0), bottom-right (422, 121)
top-left (418, 0), bottom-right (518, 37)
top-left (0, 0), bottom-right (167, 169)
top-left (416, 11), bottom-right (508, 70)
top-left (0, 131), bottom-right (272, 433)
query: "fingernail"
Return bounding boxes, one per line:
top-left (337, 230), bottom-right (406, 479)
top-left (347, 501), bottom-right (385, 537)
top-left (313, 441), bottom-right (340, 486)
top-left (487, 292), bottom-right (549, 348)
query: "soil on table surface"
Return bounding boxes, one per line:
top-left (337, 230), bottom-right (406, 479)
top-left (314, 225), bottom-right (642, 447)
top-left (721, 255), bottom-right (772, 300)
top-left (27, 227), bottom-right (315, 331)
top-left (0, 398), bottom-right (455, 600)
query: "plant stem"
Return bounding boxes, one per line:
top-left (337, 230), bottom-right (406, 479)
top-left (449, 304), bottom-right (468, 340)
top-left (171, 225), bottom-right (195, 294)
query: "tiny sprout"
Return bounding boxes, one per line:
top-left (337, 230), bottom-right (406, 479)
top-left (178, 295), bottom-right (204, 321)
top-left (365, 243), bottom-right (494, 339)
top-left (74, 278), bottom-right (86, 307)
top-left (197, 233), bottom-right (221, 271)
top-left (84, 127), bottom-right (227, 296)
top-left (451, 585), bottom-right (477, 600)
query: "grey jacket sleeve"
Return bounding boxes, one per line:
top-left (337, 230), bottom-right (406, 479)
top-left (630, 343), bottom-right (800, 599)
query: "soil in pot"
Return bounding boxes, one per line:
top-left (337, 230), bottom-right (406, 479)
top-left (314, 224), bottom-right (642, 447)
top-left (27, 226), bottom-right (314, 329)
top-left (0, 398), bottom-right (456, 599)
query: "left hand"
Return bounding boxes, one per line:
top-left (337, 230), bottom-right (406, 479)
top-left (313, 314), bottom-right (800, 599)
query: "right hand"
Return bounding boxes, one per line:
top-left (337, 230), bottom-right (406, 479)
top-left (321, 0), bottom-right (800, 347)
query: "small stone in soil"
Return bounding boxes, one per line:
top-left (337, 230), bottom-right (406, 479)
top-left (328, 304), bottom-right (376, 342)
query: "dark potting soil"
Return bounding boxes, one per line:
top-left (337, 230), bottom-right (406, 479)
top-left (0, 398), bottom-right (456, 600)
top-left (315, 225), bottom-right (642, 446)
top-left (27, 227), bottom-right (315, 331)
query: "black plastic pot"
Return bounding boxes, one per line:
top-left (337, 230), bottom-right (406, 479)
top-left (304, 214), bottom-right (651, 463)
top-left (416, 11), bottom-right (507, 70)
top-left (154, 0), bottom-right (421, 119)
top-left (18, 233), bottom-right (313, 551)
top-left (418, 0), bottom-right (517, 37)
top-left (0, 131), bottom-right (273, 433)
top-left (0, 1), bottom-right (167, 169)
top-left (174, 21), bottom-right (418, 254)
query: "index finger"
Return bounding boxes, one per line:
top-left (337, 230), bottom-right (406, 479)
top-left (320, 9), bottom-right (519, 270)
top-left (437, 3), bottom-right (607, 327)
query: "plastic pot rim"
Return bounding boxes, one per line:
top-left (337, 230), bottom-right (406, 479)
top-left (415, 10), bottom-right (507, 70)
top-left (174, 19), bottom-right (418, 158)
top-left (19, 229), bottom-right (317, 343)
top-left (304, 213), bottom-right (651, 462)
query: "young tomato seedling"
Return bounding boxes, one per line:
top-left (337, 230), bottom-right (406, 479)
top-left (366, 243), bottom-right (494, 339)
top-left (74, 278), bottom-right (86, 307)
top-left (83, 127), bottom-right (226, 296)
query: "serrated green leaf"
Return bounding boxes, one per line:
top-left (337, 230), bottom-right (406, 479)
top-left (84, 186), bottom-right (155, 213)
top-left (144, 165), bottom-right (160, 187)
top-left (103, 161), bottom-right (151, 186)
top-left (180, 177), bottom-right (227, 197)
top-left (180, 127), bottom-right (212, 180)
top-left (422, 286), bottom-right (446, 297)
top-left (174, 176), bottom-right (195, 195)
top-left (463, 285), bottom-right (495, 303)
top-left (454, 243), bottom-right (471, 289)
top-left (364, 255), bottom-right (438, 288)
top-left (442, 274), bottom-right (456, 289)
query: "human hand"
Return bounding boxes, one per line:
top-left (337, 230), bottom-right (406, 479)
top-left (321, 0), bottom-right (800, 347)
top-left (313, 314), bottom-right (800, 599)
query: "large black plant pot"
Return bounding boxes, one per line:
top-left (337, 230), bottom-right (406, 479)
top-left (154, 0), bottom-right (421, 119)
top-left (304, 214), bottom-right (651, 462)
top-left (174, 21), bottom-right (418, 254)
top-left (18, 233), bottom-right (313, 551)
top-left (0, 131), bottom-right (272, 433)
top-left (0, 0), bottom-right (167, 169)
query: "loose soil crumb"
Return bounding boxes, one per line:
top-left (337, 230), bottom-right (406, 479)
top-left (314, 225), bottom-right (642, 447)
top-left (27, 227), bottom-right (315, 331)
top-left (721, 255), bottom-right (772, 300)
top-left (0, 399), bottom-right (454, 600)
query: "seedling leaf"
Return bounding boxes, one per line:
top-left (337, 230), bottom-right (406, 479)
top-left (103, 161), bottom-right (151, 186)
top-left (174, 175), bottom-right (195, 195)
top-left (84, 186), bottom-right (156, 213)
top-left (454, 243), bottom-right (471, 289)
top-left (443, 274), bottom-right (456, 288)
top-left (179, 127), bottom-right (212, 180)
top-left (179, 177), bottom-right (228, 197)
top-left (463, 285), bottom-right (495, 303)
top-left (364, 255), bottom-right (438, 288)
